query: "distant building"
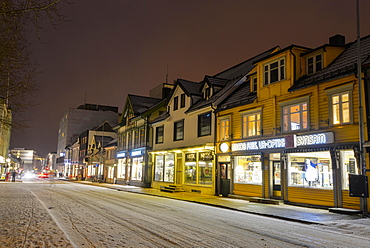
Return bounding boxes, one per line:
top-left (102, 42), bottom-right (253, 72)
top-left (57, 103), bottom-right (119, 158)
top-left (9, 148), bottom-right (36, 172)
top-left (0, 97), bottom-right (12, 176)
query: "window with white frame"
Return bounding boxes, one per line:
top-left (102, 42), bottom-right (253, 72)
top-left (264, 58), bottom-right (285, 85)
top-left (155, 126), bottom-right (164, 144)
top-left (219, 117), bottom-right (230, 141)
top-left (198, 112), bottom-right (211, 137)
top-left (242, 112), bottom-right (261, 138)
top-left (250, 75), bottom-right (257, 92)
top-left (325, 84), bottom-right (353, 125)
top-left (332, 92), bottom-right (350, 125)
top-left (280, 97), bottom-right (309, 132)
top-left (307, 54), bottom-right (322, 74)
top-left (174, 120), bottom-right (184, 141)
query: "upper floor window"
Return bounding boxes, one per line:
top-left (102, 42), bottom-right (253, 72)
top-left (242, 112), bottom-right (261, 138)
top-left (264, 58), bottom-right (285, 85)
top-left (173, 96), bottom-right (179, 111)
top-left (155, 126), bottom-right (164, 144)
top-left (205, 87), bottom-right (211, 100)
top-left (139, 127), bottom-right (145, 147)
top-left (219, 117), bottom-right (230, 141)
top-left (174, 120), bottom-right (184, 141)
top-left (250, 76), bottom-right (257, 93)
top-left (307, 54), bottom-right (322, 74)
top-left (180, 93), bottom-right (186, 108)
top-left (198, 112), bottom-right (211, 137)
top-left (332, 92), bottom-right (350, 125)
top-left (325, 84), bottom-right (353, 126)
top-left (282, 103), bottom-right (308, 132)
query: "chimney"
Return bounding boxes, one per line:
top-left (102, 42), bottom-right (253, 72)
top-left (329, 34), bottom-right (345, 46)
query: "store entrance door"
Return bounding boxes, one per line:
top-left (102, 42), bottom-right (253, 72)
top-left (272, 161), bottom-right (281, 198)
top-left (219, 163), bottom-right (231, 197)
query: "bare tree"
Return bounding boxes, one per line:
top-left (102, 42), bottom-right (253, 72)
top-left (0, 0), bottom-right (69, 131)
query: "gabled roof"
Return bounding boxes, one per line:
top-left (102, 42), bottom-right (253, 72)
top-left (128, 94), bottom-right (163, 116)
top-left (94, 135), bottom-right (114, 148)
top-left (187, 47), bottom-right (276, 113)
top-left (290, 35), bottom-right (370, 91)
top-left (92, 121), bottom-right (114, 132)
top-left (176, 79), bottom-right (203, 96)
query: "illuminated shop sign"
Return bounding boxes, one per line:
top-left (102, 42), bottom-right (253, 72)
top-left (116, 152), bottom-right (126, 158)
top-left (230, 132), bottom-right (334, 151)
top-left (185, 153), bottom-right (196, 162)
top-left (231, 138), bottom-right (285, 151)
top-left (199, 152), bottom-right (213, 161)
top-left (296, 132), bottom-right (334, 146)
top-left (131, 149), bottom-right (143, 157)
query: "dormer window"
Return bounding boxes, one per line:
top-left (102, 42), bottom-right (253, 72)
top-left (180, 93), bottom-right (185, 108)
top-left (250, 76), bottom-right (257, 92)
top-left (307, 54), bottom-right (322, 74)
top-left (174, 96), bottom-right (179, 111)
top-left (205, 87), bottom-right (211, 100)
top-left (264, 58), bottom-right (285, 85)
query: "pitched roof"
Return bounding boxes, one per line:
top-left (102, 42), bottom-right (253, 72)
top-left (177, 79), bottom-right (203, 96)
top-left (216, 81), bottom-right (257, 111)
top-left (290, 35), bottom-right (370, 91)
top-left (187, 47), bottom-right (276, 113)
top-left (128, 94), bottom-right (163, 115)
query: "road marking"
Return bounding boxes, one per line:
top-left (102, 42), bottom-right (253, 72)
top-left (29, 190), bottom-right (78, 248)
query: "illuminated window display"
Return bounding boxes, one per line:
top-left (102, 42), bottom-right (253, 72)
top-left (288, 151), bottom-right (333, 188)
top-left (341, 150), bottom-right (358, 190)
top-left (154, 153), bottom-right (174, 182)
top-left (234, 155), bottom-right (262, 184)
top-left (131, 157), bottom-right (142, 181)
top-left (185, 152), bottom-right (213, 185)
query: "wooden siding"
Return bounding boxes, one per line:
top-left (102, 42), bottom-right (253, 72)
top-left (233, 183), bottom-right (262, 197)
top-left (288, 187), bottom-right (334, 207)
top-left (342, 190), bottom-right (361, 210)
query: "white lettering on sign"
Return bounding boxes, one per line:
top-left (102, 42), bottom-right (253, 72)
top-left (131, 150), bottom-right (142, 156)
top-left (231, 138), bottom-right (285, 151)
top-left (296, 132), bottom-right (334, 146)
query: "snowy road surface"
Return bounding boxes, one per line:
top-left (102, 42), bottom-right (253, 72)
top-left (1, 179), bottom-right (370, 248)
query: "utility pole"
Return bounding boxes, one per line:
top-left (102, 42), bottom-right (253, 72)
top-left (356, 0), bottom-right (368, 217)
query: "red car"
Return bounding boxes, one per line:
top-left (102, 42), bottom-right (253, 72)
top-left (38, 173), bottom-right (49, 178)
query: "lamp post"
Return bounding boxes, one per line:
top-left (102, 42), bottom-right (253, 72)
top-left (356, 0), bottom-right (368, 217)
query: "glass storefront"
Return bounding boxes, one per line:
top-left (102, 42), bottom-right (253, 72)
top-left (288, 151), bottom-right (332, 188)
top-left (117, 158), bottom-right (126, 179)
top-left (340, 150), bottom-right (358, 190)
top-left (154, 153), bottom-right (174, 182)
top-left (184, 152), bottom-right (213, 185)
top-left (131, 157), bottom-right (142, 181)
top-left (234, 155), bottom-right (262, 184)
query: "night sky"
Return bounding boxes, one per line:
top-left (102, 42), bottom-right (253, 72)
top-left (10, 0), bottom-right (370, 157)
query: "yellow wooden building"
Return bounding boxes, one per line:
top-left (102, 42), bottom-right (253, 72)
top-left (215, 34), bottom-right (370, 211)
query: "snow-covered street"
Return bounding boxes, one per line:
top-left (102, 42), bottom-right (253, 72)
top-left (1, 179), bottom-right (370, 248)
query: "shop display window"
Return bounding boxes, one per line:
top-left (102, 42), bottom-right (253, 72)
top-left (341, 150), bottom-right (358, 190)
top-left (198, 161), bottom-right (212, 185)
top-left (288, 151), bottom-right (333, 188)
top-left (164, 153), bottom-right (175, 182)
top-left (154, 153), bottom-right (175, 182)
top-left (154, 155), bottom-right (164, 181)
top-left (185, 162), bottom-right (197, 184)
top-left (131, 157), bottom-right (142, 181)
top-left (234, 155), bottom-right (262, 184)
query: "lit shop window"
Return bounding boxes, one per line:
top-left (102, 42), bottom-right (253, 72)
top-left (341, 150), bottom-right (359, 190)
top-left (131, 157), bottom-right (143, 181)
top-left (234, 155), bottom-right (262, 184)
top-left (154, 153), bottom-right (174, 182)
top-left (288, 151), bottom-right (333, 188)
top-left (185, 152), bottom-right (213, 185)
